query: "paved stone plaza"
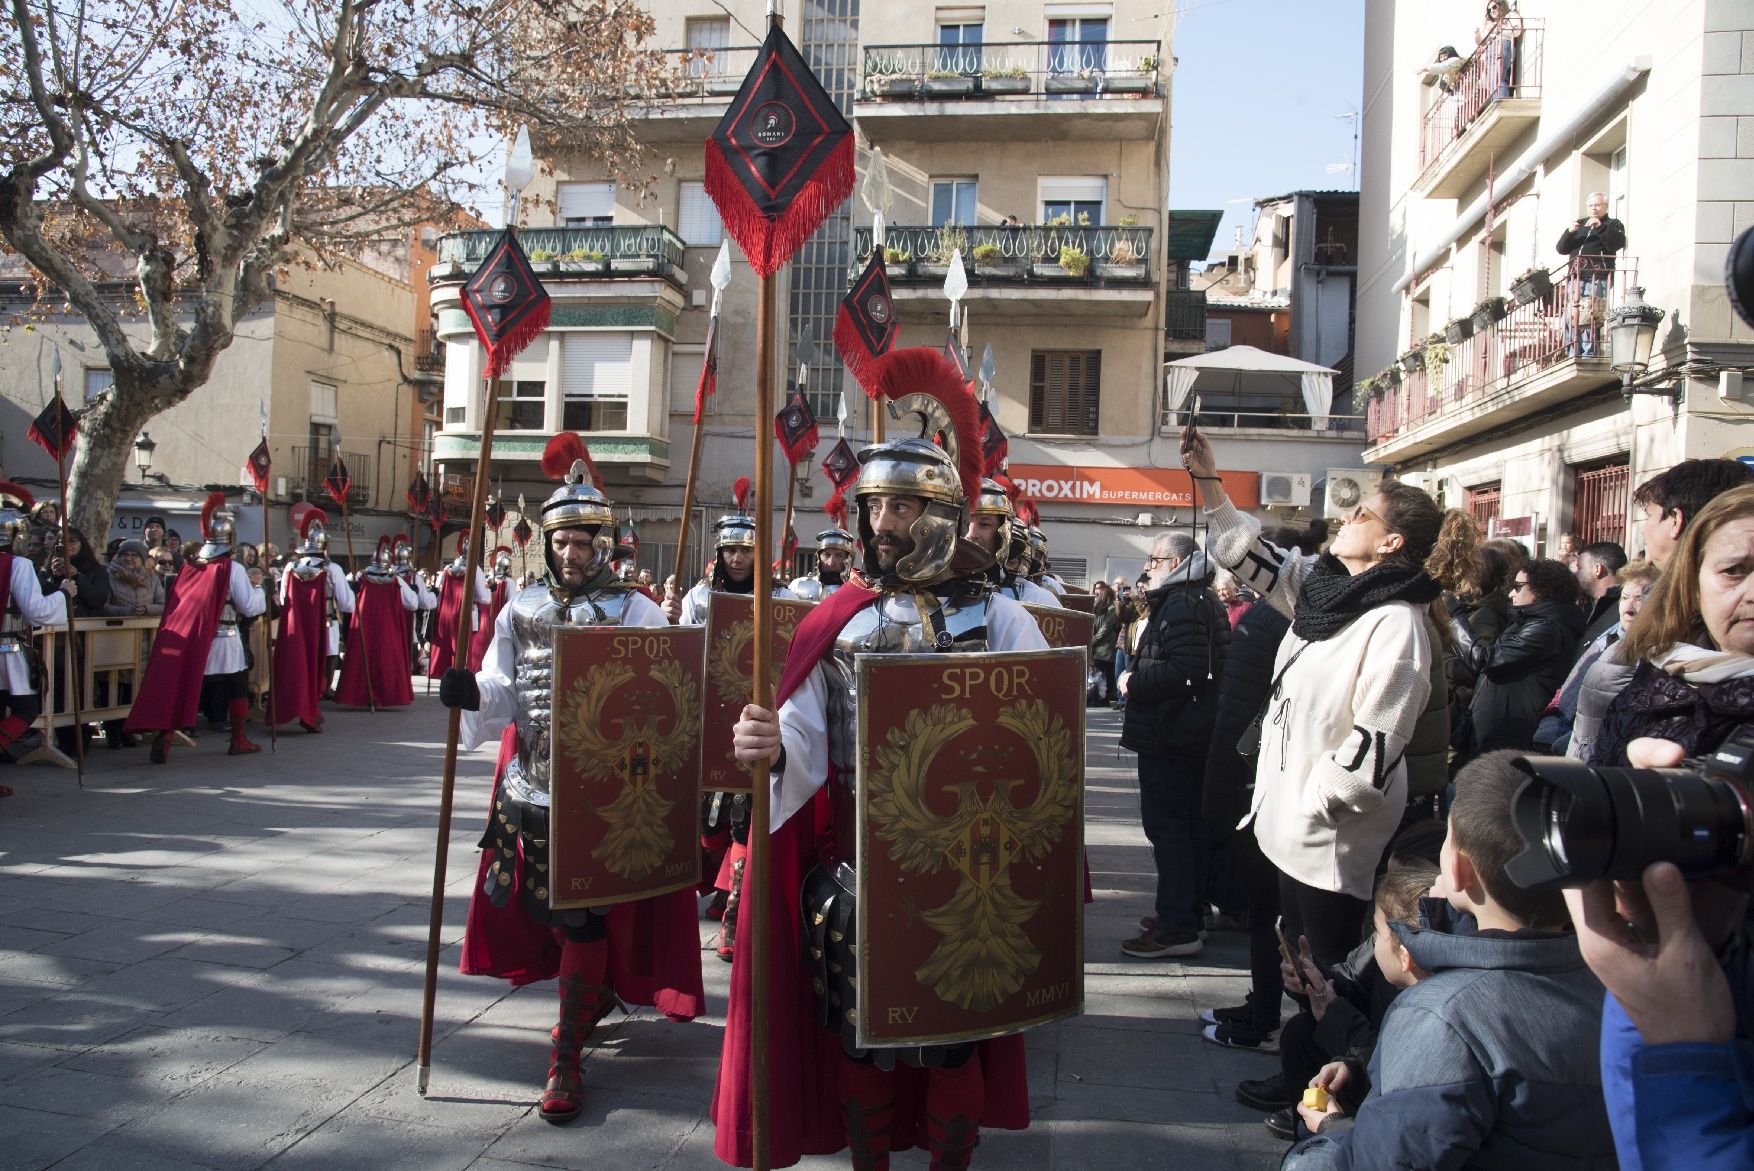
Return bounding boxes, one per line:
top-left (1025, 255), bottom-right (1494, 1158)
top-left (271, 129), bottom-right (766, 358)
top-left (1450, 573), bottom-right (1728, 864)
top-left (0, 696), bottom-right (1289, 1170)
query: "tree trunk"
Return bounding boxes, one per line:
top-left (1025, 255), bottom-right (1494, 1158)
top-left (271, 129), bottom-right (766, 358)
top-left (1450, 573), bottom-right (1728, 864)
top-left (66, 387), bottom-right (163, 546)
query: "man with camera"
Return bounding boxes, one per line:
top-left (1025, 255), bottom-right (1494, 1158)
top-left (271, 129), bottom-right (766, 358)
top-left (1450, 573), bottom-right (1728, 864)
top-left (1556, 192), bottom-right (1626, 358)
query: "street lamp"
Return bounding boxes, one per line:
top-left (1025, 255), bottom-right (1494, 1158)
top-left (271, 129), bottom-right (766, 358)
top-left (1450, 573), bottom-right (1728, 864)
top-left (132, 432), bottom-right (156, 480)
top-left (1607, 286), bottom-right (1677, 402)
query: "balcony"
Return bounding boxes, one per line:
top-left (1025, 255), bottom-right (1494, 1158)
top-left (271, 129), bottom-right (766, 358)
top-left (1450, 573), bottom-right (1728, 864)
top-left (1164, 289), bottom-right (1207, 344)
top-left (624, 45), bottom-right (763, 142)
top-left (413, 328), bottom-right (444, 374)
top-left (1415, 21), bottom-right (1544, 198)
top-left (1363, 258), bottom-right (1634, 464)
top-left (289, 447), bottom-right (373, 507)
top-left (856, 40), bottom-right (1163, 142)
top-left (854, 223), bottom-right (1156, 320)
top-left (429, 226), bottom-right (686, 288)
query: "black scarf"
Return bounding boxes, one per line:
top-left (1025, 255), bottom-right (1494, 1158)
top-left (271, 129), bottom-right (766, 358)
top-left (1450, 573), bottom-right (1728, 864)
top-left (1292, 555), bottom-right (1439, 642)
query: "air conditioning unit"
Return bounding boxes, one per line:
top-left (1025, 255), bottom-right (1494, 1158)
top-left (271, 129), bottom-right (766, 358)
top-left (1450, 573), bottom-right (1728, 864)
top-left (1325, 468), bottom-right (1383, 518)
top-left (1258, 471), bottom-right (1312, 507)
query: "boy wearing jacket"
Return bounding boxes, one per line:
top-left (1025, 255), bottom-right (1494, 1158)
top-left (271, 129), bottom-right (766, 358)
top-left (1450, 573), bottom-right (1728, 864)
top-left (1283, 751), bottom-right (1617, 1170)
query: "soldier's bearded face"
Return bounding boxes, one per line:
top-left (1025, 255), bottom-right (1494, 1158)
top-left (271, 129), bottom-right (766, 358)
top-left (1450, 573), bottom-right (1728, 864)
top-left (550, 528), bottom-right (597, 585)
top-left (965, 515), bottom-right (1004, 556)
top-left (819, 548), bottom-right (851, 575)
top-left (865, 494), bottom-right (922, 572)
top-left (722, 546), bottom-right (754, 582)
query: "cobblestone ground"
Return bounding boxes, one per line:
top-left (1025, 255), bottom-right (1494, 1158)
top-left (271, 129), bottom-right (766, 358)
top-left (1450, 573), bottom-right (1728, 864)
top-left (0, 694), bottom-right (1291, 1170)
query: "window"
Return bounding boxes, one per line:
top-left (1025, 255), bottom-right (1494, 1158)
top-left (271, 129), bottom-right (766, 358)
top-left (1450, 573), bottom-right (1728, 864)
top-left (1572, 460), bottom-right (1630, 548)
top-left (494, 379), bottom-right (547, 431)
top-left (936, 21), bottom-right (982, 72)
top-left (930, 179), bottom-right (978, 227)
top-left (1039, 176), bottom-right (1105, 225)
top-left (444, 406), bottom-right (465, 425)
top-left (685, 18), bottom-right (730, 78)
top-left (1048, 15), bottom-right (1109, 75)
top-left (562, 333), bottom-right (631, 432)
top-left (677, 182), bottom-right (723, 246)
top-left (557, 182), bottom-right (613, 228)
top-left (1608, 145), bottom-right (1628, 223)
top-left (1046, 555), bottom-right (1087, 588)
top-left (82, 368), bottom-right (114, 402)
top-left (1029, 350), bottom-right (1100, 435)
top-left (1204, 318), bottom-right (1232, 351)
top-left (309, 381), bottom-right (338, 424)
top-left (1466, 481), bottom-right (1502, 534)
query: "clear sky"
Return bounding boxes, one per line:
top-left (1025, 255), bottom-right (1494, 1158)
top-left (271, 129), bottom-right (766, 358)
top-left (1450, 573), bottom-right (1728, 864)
top-left (1168, 0), bottom-right (1365, 266)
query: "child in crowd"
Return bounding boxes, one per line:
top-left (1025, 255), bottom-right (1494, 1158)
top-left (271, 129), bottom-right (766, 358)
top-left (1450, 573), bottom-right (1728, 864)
top-left (1281, 751), bottom-right (1617, 1170)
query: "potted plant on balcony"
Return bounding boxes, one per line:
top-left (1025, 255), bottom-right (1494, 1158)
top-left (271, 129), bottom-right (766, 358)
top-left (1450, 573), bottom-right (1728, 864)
top-left (1095, 237), bottom-right (1146, 281)
top-left (1045, 68), bottom-right (1097, 95)
top-left (1351, 375), bottom-right (1378, 412)
top-left (971, 241), bottom-right (1024, 280)
top-left (1397, 344), bottom-right (1425, 374)
top-left (1059, 245), bottom-right (1091, 279)
top-left (1102, 56), bottom-right (1156, 95)
top-left (916, 227), bottom-right (969, 280)
top-left (923, 69), bottom-right (976, 97)
top-left (1471, 294), bottom-right (1510, 331)
top-left (1510, 266), bottom-right (1553, 306)
top-left (979, 64), bottom-right (1031, 95)
top-left (1378, 364), bottom-right (1401, 390)
top-left (527, 248), bottom-right (564, 275)
top-left (1423, 337), bottom-right (1452, 375)
top-left (1444, 315), bottom-right (1474, 344)
top-left (558, 247), bottom-right (609, 275)
top-left (882, 246), bottom-right (914, 277)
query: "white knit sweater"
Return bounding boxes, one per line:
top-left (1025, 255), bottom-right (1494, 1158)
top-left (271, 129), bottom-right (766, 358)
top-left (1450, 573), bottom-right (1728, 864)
top-left (1205, 501), bottom-right (1433, 899)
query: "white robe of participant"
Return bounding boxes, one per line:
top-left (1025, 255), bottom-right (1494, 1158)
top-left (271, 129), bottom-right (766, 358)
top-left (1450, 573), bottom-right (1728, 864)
top-left (204, 560), bottom-right (267, 675)
top-left (768, 591), bottom-right (1049, 831)
top-left (1004, 576), bottom-right (1060, 607)
top-left (460, 588), bottom-right (667, 753)
top-left (1, 558), bottom-right (68, 696)
top-left (410, 574), bottom-right (438, 611)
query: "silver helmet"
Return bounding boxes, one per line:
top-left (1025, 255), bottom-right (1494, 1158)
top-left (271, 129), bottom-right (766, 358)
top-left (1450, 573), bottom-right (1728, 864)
top-left (0, 482), bottom-right (35, 553)
top-left (197, 492), bottom-right (236, 561)
top-left (492, 546), bottom-right (513, 580)
top-left (967, 477), bottom-right (1018, 561)
top-left (393, 533), bottom-right (414, 574)
top-left (1026, 525), bottom-right (1049, 576)
top-left (539, 433), bottom-right (614, 585)
top-left (851, 438), bottom-right (969, 585)
top-left (297, 508), bottom-right (329, 558)
top-left (815, 526), bottom-right (856, 552)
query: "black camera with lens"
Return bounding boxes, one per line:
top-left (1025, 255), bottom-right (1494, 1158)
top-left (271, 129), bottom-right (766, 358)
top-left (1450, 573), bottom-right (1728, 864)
top-left (1505, 726), bottom-right (1754, 890)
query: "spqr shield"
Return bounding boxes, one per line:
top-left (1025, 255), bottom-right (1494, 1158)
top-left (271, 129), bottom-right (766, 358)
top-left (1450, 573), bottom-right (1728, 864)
top-left (548, 625), bottom-right (706, 908)
top-left (854, 647), bottom-right (1086, 1048)
top-left (1021, 603), bottom-right (1095, 652)
top-left (1056, 593), bottom-right (1096, 615)
top-left (699, 592), bottom-right (815, 794)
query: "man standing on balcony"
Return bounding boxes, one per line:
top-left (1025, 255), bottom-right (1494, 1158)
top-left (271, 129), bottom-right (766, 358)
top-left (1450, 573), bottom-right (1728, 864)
top-left (1556, 192), bottom-right (1626, 358)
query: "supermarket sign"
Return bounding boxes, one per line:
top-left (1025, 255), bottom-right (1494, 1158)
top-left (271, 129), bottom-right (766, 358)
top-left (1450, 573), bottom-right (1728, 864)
top-left (1009, 464), bottom-right (1260, 509)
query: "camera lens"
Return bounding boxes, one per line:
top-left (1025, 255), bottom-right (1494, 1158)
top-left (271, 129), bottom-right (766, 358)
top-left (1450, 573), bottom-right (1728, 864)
top-left (1507, 755), bottom-right (1754, 890)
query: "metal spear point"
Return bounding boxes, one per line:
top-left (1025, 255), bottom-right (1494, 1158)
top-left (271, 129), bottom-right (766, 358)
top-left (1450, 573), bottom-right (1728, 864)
top-left (503, 125), bottom-right (534, 226)
top-left (944, 248), bottom-right (967, 330)
top-left (860, 146), bottom-right (892, 215)
top-left (979, 344), bottom-right (996, 401)
top-left (709, 240), bottom-right (733, 317)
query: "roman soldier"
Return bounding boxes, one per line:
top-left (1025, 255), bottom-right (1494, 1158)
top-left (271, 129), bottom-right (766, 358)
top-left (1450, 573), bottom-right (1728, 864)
top-left (671, 480), bottom-right (795, 625)
top-left (965, 480), bottom-right (1057, 607)
top-left (398, 534), bottom-right (439, 671)
top-left (126, 493), bottom-right (266, 762)
top-left (786, 527), bottom-right (856, 600)
top-left (0, 484), bottom-right (73, 782)
top-left (469, 546), bottom-right (513, 668)
top-left (440, 432), bottom-right (704, 1127)
top-left (716, 349), bottom-right (1049, 1169)
top-left (274, 509), bottom-right (353, 733)
top-left (430, 534), bottom-right (492, 677)
top-left (1025, 525), bottom-right (1067, 597)
top-left (333, 536), bottom-right (420, 708)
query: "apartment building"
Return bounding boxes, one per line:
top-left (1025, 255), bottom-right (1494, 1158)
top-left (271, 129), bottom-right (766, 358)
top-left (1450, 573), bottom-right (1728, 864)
top-left (1356, 0), bottom-right (1754, 554)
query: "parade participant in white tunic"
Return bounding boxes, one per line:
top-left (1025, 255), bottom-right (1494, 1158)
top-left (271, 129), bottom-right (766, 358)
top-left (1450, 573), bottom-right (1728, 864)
top-left (965, 479), bottom-right (1058, 606)
top-left (0, 483), bottom-right (72, 776)
top-left (786, 526), bottom-right (856, 600)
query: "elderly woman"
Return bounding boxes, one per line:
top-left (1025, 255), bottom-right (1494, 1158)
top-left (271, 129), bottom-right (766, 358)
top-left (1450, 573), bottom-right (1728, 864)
top-left (104, 540), bottom-right (165, 618)
top-left (1592, 485), bottom-right (1754, 764)
top-left (1182, 429), bottom-right (1477, 971)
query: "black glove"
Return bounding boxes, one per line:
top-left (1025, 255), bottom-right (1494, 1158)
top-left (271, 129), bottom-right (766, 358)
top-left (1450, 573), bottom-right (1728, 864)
top-left (439, 667), bottom-right (480, 711)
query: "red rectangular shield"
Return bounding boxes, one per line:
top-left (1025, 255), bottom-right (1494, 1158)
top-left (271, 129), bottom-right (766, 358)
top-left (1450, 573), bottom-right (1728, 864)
top-left (548, 625), bottom-right (706, 908)
top-left (1021, 603), bottom-right (1096, 652)
top-left (1057, 593), bottom-right (1096, 615)
top-left (699, 592), bottom-right (816, 795)
top-left (855, 648), bottom-right (1086, 1047)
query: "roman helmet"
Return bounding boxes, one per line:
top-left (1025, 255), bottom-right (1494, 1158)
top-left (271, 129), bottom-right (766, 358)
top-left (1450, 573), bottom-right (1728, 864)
top-left (492, 545), bottom-right (513, 581)
top-left (393, 533), bottom-right (414, 575)
top-left (297, 508), bottom-right (329, 558)
top-left (851, 348), bottom-right (987, 586)
top-left (968, 477), bottom-right (1018, 561)
top-left (449, 532), bottom-right (469, 571)
top-left (537, 432), bottom-right (614, 586)
top-left (0, 482), bottom-right (36, 553)
top-left (707, 477), bottom-right (759, 588)
top-left (1026, 525), bottom-right (1049, 577)
top-left (371, 534), bottom-right (394, 575)
top-left (196, 492), bottom-right (236, 561)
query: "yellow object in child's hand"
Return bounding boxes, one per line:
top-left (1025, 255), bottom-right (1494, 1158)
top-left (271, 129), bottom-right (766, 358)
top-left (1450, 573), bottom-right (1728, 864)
top-left (1303, 1086), bottom-right (1331, 1112)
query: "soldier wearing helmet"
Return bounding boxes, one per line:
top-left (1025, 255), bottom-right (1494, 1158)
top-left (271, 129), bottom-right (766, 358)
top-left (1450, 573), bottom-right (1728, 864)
top-left (965, 479), bottom-right (1057, 606)
top-left (671, 478), bottom-right (794, 626)
top-left (429, 533), bottom-right (493, 678)
top-left (0, 482), bottom-right (74, 778)
top-left (439, 432), bottom-right (703, 1127)
top-left (333, 532), bottom-right (424, 709)
top-left (786, 526), bottom-right (856, 600)
top-left (273, 508), bottom-right (353, 732)
top-left (722, 349), bottom-right (1049, 1169)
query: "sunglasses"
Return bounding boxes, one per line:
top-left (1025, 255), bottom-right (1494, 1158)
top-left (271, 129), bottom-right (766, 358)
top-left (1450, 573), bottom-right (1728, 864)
top-left (1346, 503), bottom-right (1387, 527)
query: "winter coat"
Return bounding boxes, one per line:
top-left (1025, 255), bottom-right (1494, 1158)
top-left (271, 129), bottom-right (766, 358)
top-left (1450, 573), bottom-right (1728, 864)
top-left (1202, 601), bottom-right (1290, 837)
top-left (103, 564), bottom-right (165, 617)
top-left (1452, 599), bottom-right (1586, 754)
top-left (1569, 643), bottom-right (1636, 764)
top-left (1119, 552), bottom-right (1229, 759)
top-left (1580, 586), bottom-right (1622, 651)
top-left (1308, 918), bottom-right (1617, 1171)
top-left (1592, 656), bottom-right (1754, 767)
top-left (1405, 613), bottom-right (1451, 799)
top-left (1090, 603), bottom-right (1119, 664)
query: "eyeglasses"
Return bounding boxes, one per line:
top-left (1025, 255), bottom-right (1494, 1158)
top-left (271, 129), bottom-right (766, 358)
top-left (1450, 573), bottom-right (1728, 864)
top-left (1145, 554), bottom-right (1171, 567)
top-left (1346, 503), bottom-right (1387, 528)
top-left (155, 559), bottom-right (173, 568)
top-left (1512, 578), bottom-right (1532, 592)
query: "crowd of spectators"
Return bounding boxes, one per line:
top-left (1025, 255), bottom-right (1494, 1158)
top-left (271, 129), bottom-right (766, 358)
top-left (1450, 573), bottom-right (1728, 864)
top-left (1101, 448), bottom-right (1754, 1169)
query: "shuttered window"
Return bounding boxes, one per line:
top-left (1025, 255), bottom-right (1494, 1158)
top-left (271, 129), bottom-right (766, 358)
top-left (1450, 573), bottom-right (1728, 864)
top-left (677, 182), bottom-right (723, 246)
top-left (1029, 350), bottom-right (1101, 435)
top-left (557, 182), bottom-right (614, 227)
top-left (562, 333), bottom-right (631, 431)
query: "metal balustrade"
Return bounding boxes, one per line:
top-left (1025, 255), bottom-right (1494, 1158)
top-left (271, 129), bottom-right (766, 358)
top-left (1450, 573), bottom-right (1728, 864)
top-left (854, 224), bottom-right (1155, 282)
top-left (434, 226), bottom-right (686, 273)
top-left (1416, 20), bottom-right (1544, 180)
top-left (860, 39), bottom-right (1162, 100)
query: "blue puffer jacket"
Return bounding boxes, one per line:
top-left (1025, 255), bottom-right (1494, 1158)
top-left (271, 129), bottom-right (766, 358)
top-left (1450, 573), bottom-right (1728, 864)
top-left (1287, 911), bottom-right (1617, 1171)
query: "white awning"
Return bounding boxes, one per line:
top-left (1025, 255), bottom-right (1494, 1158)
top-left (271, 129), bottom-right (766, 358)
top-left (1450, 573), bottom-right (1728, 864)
top-left (1164, 345), bottom-right (1338, 428)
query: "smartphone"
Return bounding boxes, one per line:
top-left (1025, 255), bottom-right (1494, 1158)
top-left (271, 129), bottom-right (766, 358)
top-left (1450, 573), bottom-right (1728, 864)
top-left (1273, 918), bottom-right (1298, 972)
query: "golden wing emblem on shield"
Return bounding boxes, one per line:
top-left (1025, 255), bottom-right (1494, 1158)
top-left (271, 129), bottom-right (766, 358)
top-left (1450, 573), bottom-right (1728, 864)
top-left (556, 658), bottom-right (702, 881)
top-left (867, 698), bottom-right (1079, 1013)
top-left (707, 612), bottom-right (799, 700)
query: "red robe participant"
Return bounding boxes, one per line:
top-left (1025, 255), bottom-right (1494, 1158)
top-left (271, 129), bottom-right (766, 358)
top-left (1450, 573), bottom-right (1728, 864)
top-left (272, 509), bottom-right (352, 732)
top-left (428, 534), bottom-right (491, 677)
top-left (335, 536), bottom-right (417, 708)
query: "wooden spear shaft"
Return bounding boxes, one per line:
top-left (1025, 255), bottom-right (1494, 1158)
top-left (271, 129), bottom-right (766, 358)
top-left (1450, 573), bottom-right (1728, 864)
top-left (51, 383), bottom-right (83, 784)
top-left (262, 491), bottom-right (277, 751)
top-left (674, 313), bottom-right (718, 593)
top-left (416, 373), bottom-right (502, 1096)
top-left (750, 269), bottom-right (777, 1171)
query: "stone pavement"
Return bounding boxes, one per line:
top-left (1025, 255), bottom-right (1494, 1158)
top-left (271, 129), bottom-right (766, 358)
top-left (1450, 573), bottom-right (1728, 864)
top-left (0, 692), bottom-right (1292, 1170)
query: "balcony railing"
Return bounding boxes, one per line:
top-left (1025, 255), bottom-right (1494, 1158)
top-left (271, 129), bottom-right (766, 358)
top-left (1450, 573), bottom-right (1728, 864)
top-left (1417, 20), bottom-right (1543, 179)
top-left (434, 226), bottom-right (686, 277)
top-left (1160, 403), bottom-right (1365, 434)
top-left (1365, 256), bottom-right (1635, 446)
top-left (861, 39), bottom-right (1162, 101)
top-left (1165, 289), bottom-right (1207, 340)
top-left (854, 224), bottom-right (1155, 285)
top-left (652, 45), bottom-right (762, 101)
top-left (289, 446), bottom-right (373, 506)
top-left (414, 328), bottom-right (443, 374)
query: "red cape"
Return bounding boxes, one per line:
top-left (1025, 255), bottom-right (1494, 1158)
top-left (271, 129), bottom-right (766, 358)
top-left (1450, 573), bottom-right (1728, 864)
top-left (468, 579), bottom-right (507, 672)
top-left (272, 573), bottom-right (328, 726)
top-left (428, 571), bottom-right (467, 678)
top-left (125, 557), bottom-right (232, 733)
top-left (458, 726), bottom-right (707, 1020)
top-left (710, 579), bottom-right (1030, 1167)
top-left (334, 578), bottom-right (414, 708)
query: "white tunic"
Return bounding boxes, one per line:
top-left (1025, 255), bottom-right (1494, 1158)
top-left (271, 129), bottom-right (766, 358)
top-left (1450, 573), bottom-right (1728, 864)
top-left (460, 588), bottom-right (667, 752)
top-left (769, 591), bottom-right (1049, 831)
top-left (1003, 576), bottom-right (1061, 607)
top-left (444, 567), bottom-right (492, 629)
top-left (1, 557), bottom-right (68, 696)
top-left (205, 560), bottom-right (267, 676)
top-left (678, 579), bottom-right (796, 625)
top-left (410, 574), bottom-right (438, 611)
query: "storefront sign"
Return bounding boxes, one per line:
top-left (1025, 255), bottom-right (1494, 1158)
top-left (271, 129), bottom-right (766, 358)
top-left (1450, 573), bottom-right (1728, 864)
top-left (1008, 465), bottom-right (1260, 509)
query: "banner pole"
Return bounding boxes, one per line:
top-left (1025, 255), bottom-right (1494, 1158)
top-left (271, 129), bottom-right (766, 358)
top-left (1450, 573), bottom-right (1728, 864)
top-left (749, 239), bottom-right (778, 1171)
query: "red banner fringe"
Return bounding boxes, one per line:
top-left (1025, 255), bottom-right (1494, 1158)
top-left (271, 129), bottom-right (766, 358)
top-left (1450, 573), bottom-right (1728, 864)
top-left (705, 135), bottom-right (855, 280)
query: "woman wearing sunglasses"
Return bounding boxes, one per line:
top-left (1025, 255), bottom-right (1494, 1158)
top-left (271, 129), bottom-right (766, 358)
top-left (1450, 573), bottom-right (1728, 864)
top-left (1180, 428), bottom-right (1478, 974)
